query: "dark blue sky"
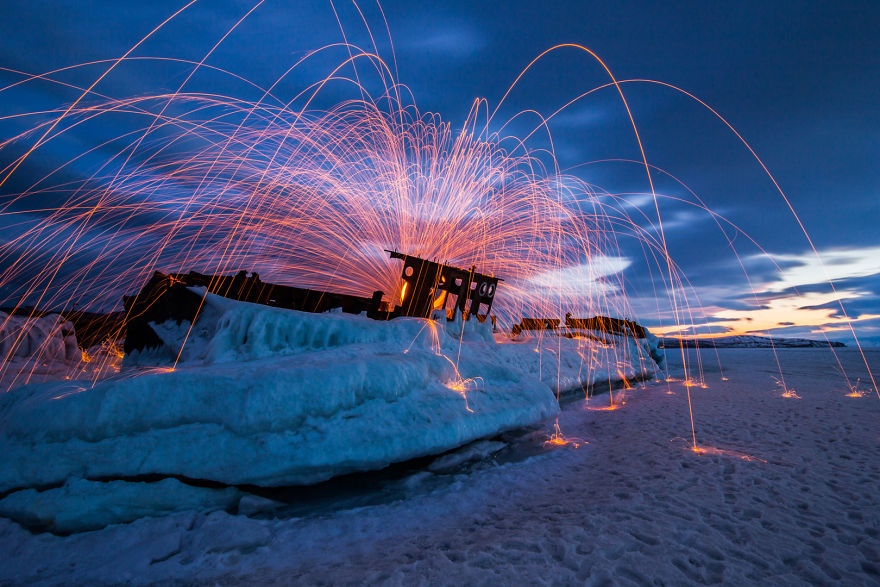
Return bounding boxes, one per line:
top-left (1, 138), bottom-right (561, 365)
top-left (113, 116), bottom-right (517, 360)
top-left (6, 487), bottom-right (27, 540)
top-left (1, 1), bottom-right (878, 342)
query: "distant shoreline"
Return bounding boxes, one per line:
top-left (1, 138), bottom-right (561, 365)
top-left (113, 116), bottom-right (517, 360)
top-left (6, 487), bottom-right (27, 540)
top-left (659, 335), bottom-right (846, 349)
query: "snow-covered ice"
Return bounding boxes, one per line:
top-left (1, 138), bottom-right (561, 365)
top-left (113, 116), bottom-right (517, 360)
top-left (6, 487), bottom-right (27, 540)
top-left (0, 312), bottom-right (82, 389)
top-left (0, 294), bottom-right (560, 490)
top-left (0, 292), bottom-right (661, 533)
top-left (1, 346), bottom-right (877, 584)
top-left (0, 311), bottom-right (123, 391)
top-left (0, 312), bottom-right (79, 364)
top-left (0, 478), bottom-right (240, 534)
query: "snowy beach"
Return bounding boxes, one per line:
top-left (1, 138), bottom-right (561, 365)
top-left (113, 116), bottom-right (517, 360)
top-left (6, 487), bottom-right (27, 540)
top-left (2, 346), bottom-right (878, 585)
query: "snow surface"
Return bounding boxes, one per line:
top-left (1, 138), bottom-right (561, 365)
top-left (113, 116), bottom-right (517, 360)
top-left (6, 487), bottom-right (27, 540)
top-left (498, 327), bottom-right (662, 394)
top-left (2, 347), bottom-right (877, 584)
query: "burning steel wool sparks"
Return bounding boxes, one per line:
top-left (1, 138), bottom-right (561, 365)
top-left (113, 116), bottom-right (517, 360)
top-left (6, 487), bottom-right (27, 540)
top-left (0, 90), bottom-right (626, 319)
top-left (0, 40), bottom-right (659, 390)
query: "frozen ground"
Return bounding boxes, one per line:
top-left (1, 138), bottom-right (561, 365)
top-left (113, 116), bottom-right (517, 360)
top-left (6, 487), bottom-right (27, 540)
top-left (2, 346), bottom-right (877, 584)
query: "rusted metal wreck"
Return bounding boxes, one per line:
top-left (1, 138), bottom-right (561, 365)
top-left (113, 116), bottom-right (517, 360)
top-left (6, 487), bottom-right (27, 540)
top-left (123, 250), bottom-right (501, 354)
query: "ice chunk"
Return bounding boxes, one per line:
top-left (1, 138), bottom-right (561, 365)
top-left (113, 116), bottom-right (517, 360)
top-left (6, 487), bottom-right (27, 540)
top-left (0, 478), bottom-right (240, 534)
top-left (0, 312), bottom-right (84, 390)
top-left (1, 293), bottom-right (660, 533)
top-left (1, 293), bottom-right (559, 494)
top-left (428, 440), bottom-right (507, 472)
top-left (0, 312), bottom-right (79, 363)
top-left (236, 494), bottom-right (286, 516)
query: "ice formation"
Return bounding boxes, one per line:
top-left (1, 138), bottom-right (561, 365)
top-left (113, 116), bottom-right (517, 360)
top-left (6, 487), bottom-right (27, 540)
top-left (0, 312), bottom-right (80, 363)
top-left (0, 478), bottom-right (240, 534)
top-left (0, 311), bottom-right (89, 392)
top-left (0, 292), bottom-right (661, 531)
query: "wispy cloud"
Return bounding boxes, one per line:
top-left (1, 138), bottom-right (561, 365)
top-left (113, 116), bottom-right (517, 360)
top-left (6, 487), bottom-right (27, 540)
top-left (642, 209), bottom-right (714, 235)
top-left (526, 256), bottom-right (631, 295)
top-left (758, 246), bottom-right (880, 292)
top-left (549, 107), bottom-right (604, 129)
top-left (404, 24), bottom-right (485, 58)
top-left (652, 289), bottom-right (880, 338)
top-left (709, 290), bottom-right (879, 334)
top-left (650, 245), bottom-right (880, 338)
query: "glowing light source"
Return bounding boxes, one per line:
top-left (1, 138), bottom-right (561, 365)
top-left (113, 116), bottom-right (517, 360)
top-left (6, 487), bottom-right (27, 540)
top-left (689, 445), bottom-right (767, 463)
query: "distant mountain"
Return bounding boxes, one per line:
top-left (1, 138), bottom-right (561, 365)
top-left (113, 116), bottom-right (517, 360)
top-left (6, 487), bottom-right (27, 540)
top-left (660, 335), bottom-right (845, 349)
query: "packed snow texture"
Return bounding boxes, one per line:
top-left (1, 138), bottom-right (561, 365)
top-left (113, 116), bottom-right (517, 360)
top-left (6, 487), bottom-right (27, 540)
top-left (495, 329), bottom-right (660, 401)
top-left (2, 347), bottom-right (876, 584)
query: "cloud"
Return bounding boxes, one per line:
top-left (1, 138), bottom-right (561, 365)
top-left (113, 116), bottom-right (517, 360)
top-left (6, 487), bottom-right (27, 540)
top-left (404, 24), bottom-right (485, 58)
top-left (526, 256), bottom-right (631, 295)
top-left (758, 246), bottom-right (880, 293)
top-left (642, 209), bottom-right (713, 235)
top-left (549, 107), bottom-right (604, 129)
top-left (648, 245), bottom-right (880, 338)
top-left (652, 289), bottom-right (880, 337)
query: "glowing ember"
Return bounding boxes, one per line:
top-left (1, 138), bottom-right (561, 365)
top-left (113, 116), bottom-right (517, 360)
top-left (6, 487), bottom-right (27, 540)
top-left (545, 432), bottom-right (584, 448)
top-left (586, 403), bottom-right (623, 412)
top-left (774, 377), bottom-right (800, 399)
top-left (689, 445), bottom-right (767, 464)
top-left (844, 378), bottom-right (864, 398)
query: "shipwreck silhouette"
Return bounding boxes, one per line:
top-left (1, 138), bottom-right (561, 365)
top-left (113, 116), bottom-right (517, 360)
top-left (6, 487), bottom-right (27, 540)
top-left (123, 251), bottom-right (502, 354)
